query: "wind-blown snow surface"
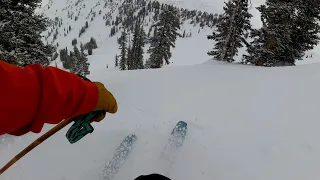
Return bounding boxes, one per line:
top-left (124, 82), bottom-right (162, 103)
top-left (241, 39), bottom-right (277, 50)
top-left (2, 61), bottom-right (320, 180)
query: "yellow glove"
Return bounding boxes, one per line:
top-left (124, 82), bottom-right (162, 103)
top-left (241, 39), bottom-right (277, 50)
top-left (92, 82), bottom-right (118, 122)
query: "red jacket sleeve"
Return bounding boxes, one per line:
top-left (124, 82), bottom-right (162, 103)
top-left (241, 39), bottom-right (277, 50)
top-left (0, 61), bottom-right (98, 136)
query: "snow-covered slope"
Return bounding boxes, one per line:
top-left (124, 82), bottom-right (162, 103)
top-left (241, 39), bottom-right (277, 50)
top-left (2, 61), bottom-right (320, 180)
top-left (38, 0), bottom-right (221, 69)
top-left (157, 0), bottom-right (219, 13)
top-left (38, 0), bottom-right (320, 68)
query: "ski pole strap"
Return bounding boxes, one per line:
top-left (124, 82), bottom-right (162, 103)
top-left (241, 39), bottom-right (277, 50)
top-left (66, 110), bottom-right (105, 144)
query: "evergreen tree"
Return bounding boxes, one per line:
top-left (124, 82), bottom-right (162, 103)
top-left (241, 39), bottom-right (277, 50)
top-left (80, 43), bottom-right (85, 52)
top-left (69, 45), bottom-right (79, 74)
top-left (70, 45), bottom-right (90, 76)
top-left (130, 21), bottom-right (146, 69)
top-left (73, 44), bottom-right (81, 59)
top-left (79, 45), bottom-right (90, 76)
top-left (0, 0), bottom-right (54, 67)
top-left (127, 43), bottom-right (133, 70)
top-left (90, 37), bottom-right (98, 49)
top-left (60, 47), bottom-right (72, 69)
top-left (290, 0), bottom-right (320, 62)
top-left (136, 26), bottom-right (146, 69)
top-left (52, 52), bottom-right (59, 60)
top-left (85, 21), bottom-right (89, 28)
top-left (244, 0), bottom-right (320, 66)
top-left (110, 26), bottom-right (116, 36)
top-left (88, 47), bottom-right (93, 55)
top-left (72, 38), bottom-right (78, 46)
top-left (208, 0), bottom-right (252, 62)
top-left (115, 54), bottom-right (119, 67)
top-left (244, 0), bottom-right (295, 66)
top-left (148, 6), bottom-right (181, 68)
top-left (118, 30), bottom-right (128, 70)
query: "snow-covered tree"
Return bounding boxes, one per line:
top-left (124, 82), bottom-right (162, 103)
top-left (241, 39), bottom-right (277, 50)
top-left (79, 45), bottom-right (90, 76)
top-left (208, 0), bottom-right (252, 62)
top-left (0, 0), bottom-right (54, 67)
top-left (244, 0), bottom-right (320, 66)
top-left (118, 30), bottom-right (128, 70)
top-left (70, 45), bottom-right (90, 77)
top-left (130, 20), bottom-right (146, 69)
top-left (127, 43), bottom-right (133, 70)
top-left (115, 54), bottom-right (119, 67)
top-left (148, 5), bottom-right (181, 68)
top-left (291, 0), bottom-right (320, 62)
top-left (135, 26), bottom-right (146, 69)
top-left (60, 47), bottom-right (72, 69)
top-left (244, 0), bottom-right (295, 66)
top-left (90, 37), bottom-right (98, 49)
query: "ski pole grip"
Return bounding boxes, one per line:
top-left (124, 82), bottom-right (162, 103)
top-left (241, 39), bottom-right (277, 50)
top-left (66, 111), bottom-right (105, 144)
top-left (65, 75), bottom-right (105, 144)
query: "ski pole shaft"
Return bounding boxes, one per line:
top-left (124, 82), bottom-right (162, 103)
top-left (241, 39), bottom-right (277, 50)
top-left (0, 118), bottom-right (74, 175)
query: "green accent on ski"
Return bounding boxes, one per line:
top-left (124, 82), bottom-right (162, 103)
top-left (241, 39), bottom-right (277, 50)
top-left (172, 121), bottom-right (187, 139)
top-left (169, 121), bottom-right (187, 148)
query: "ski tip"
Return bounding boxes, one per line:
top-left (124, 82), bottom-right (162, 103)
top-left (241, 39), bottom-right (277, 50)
top-left (177, 121), bottom-right (187, 127)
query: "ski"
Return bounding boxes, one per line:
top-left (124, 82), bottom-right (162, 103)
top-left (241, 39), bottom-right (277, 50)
top-left (160, 121), bottom-right (188, 176)
top-left (100, 134), bottom-right (137, 180)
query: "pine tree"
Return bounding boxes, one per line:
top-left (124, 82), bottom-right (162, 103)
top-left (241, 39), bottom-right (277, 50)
top-left (208, 0), bottom-right (252, 62)
top-left (291, 0), bottom-right (320, 62)
top-left (79, 45), bottom-right (90, 76)
top-left (244, 0), bottom-right (295, 66)
top-left (148, 6), bottom-right (181, 68)
top-left (115, 54), bottom-right (119, 67)
top-left (70, 45), bottom-right (90, 76)
top-left (60, 47), bottom-right (72, 69)
top-left (130, 21), bottom-right (146, 69)
top-left (80, 43), bottom-right (85, 52)
top-left (70, 45), bottom-right (81, 74)
top-left (0, 0), bottom-right (54, 67)
top-left (72, 38), bottom-right (78, 46)
top-left (118, 30), bottom-right (128, 70)
top-left (244, 0), bottom-right (320, 66)
top-left (127, 43), bottom-right (133, 70)
top-left (136, 26), bottom-right (146, 69)
top-left (88, 47), bottom-right (93, 55)
top-left (90, 37), bottom-right (98, 49)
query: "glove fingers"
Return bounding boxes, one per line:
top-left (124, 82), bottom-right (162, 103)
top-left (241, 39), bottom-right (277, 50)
top-left (94, 82), bottom-right (118, 113)
top-left (92, 112), bottom-right (106, 122)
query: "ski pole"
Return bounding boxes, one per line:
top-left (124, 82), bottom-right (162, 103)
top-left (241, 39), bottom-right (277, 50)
top-left (0, 118), bottom-right (74, 175)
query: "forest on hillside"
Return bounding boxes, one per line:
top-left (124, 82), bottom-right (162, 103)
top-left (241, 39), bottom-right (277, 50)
top-left (1, 0), bottom-right (320, 77)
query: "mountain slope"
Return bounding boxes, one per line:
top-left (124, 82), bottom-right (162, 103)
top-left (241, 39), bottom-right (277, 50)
top-left (39, 0), bottom-right (320, 68)
top-left (38, 0), bottom-right (220, 70)
top-left (1, 61), bottom-right (320, 180)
